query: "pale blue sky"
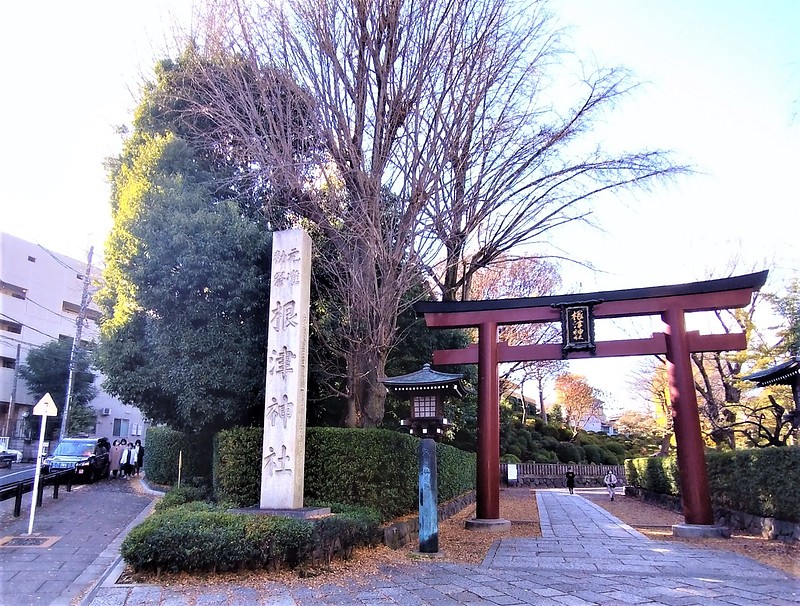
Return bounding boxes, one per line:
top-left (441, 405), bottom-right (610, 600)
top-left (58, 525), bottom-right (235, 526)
top-left (1, 1), bottom-right (797, 411)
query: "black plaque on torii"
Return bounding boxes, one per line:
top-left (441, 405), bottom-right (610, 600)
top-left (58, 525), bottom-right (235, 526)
top-left (552, 300), bottom-right (602, 358)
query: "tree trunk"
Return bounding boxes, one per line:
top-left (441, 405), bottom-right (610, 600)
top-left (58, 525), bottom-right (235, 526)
top-left (538, 377), bottom-right (547, 424)
top-left (345, 344), bottom-right (387, 428)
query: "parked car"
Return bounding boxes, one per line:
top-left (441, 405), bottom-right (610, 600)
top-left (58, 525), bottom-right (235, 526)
top-left (41, 438), bottom-right (109, 482)
top-left (0, 451), bottom-right (14, 468)
top-left (0, 442), bottom-right (22, 468)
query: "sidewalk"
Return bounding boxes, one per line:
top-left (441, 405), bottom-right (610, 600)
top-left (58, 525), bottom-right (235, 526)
top-left (0, 474), bottom-right (155, 606)
top-left (84, 489), bottom-right (799, 606)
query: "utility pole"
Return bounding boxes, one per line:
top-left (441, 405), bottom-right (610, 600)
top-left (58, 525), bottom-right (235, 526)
top-left (2, 344), bottom-right (21, 437)
top-left (59, 246), bottom-right (94, 442)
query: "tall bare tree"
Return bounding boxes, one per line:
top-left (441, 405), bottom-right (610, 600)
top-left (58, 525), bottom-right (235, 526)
top-left (471, 256), bottom-right (565, 423)
top-left (164, 0), bottom-right (683, 426)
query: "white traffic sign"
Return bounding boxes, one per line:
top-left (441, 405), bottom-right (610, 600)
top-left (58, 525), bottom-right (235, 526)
top-left (33, 393), bottom-right (58, 417)
top-left (27, 393), bottom-right (58, 535)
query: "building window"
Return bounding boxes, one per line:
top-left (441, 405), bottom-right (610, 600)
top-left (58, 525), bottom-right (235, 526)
top-left (113, 418), bottom-right (130, 437)
top-left (61, 301), bottom-right (102, 322)
top-left (62, 301), bottom-right (81, 315)
top-left (1, 357), bottom-right (15, 369)
top-left (0, 280), bottom-right (27, 300)
top-left (27, 256), bottom-right (36, 263)
top-left (0, 320), bottom-right (22, 335)
top-left (413, 395), bottom-right (437, 418)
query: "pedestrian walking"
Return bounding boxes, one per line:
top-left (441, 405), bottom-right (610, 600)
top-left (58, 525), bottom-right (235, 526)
top-left (120, 444), bottom-right (134, 478)
top-left (604, 470), bottom-right (618, 501)
top-left (109, 440), bottom-right (123, 478)
top-left (134, 439), bottom-right (144, 476)
top-left (565, 467), bottom-right (576, 494)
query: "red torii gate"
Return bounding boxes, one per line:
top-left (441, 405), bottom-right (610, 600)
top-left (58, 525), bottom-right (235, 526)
top-left (415, 271), bottom-right (768, 529)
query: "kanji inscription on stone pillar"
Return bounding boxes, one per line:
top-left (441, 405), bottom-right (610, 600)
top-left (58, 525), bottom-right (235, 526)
top-left (261, 229), bottom-right (311, 510)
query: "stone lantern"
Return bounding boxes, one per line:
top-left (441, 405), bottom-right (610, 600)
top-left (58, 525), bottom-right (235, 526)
top-left (382, 363), bottom-right (465, 440)
top-left (381, 363), bottom-right (466, 554)
top-left (741, 356), bottom-right (800, 429)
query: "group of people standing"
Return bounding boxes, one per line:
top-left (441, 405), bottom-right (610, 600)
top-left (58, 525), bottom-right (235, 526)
top-left (108, 438), bottom-right (143, 478)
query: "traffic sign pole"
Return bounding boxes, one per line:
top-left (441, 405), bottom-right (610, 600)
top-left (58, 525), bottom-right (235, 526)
top-left (27, 393), bottom-right (58, 536)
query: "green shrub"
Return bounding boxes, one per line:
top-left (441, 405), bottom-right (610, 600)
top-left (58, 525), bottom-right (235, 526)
top-left (214, 426), bottom-right (262, 506)
top-left (706, 447), bottom-right (800, 522)
top-left (121, 506), bottom-right (254, 573)
top-left (582, 444), bottom-right (604, 464)
top-left (626, 447), bottom-right (800, 522)
top-left (121, 502), bottom-right (382, 574)
top-left (155, 485), bottom-right (210, 512)
top-left (554, 442), bottom-right (583, 464)
top-left (144, 426), bottom-right (212, 487)
top-left (214, 426), bottom-right (476, 520)
top-left (625, 456), bottom-right (680, 495)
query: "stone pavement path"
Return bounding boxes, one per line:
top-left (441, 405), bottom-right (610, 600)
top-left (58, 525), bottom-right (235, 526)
top-left (86, 489), bottom-right (799, 606)
top-left (0, 472), bottom-right (153, 606)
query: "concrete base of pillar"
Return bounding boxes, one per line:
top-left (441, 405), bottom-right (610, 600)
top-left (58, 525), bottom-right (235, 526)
top-left (672, 524), bottom-right (730, 539)
top-left (229, 506), bottom-right (332, 519)
top-left (465, 518), bottom-right (512, 532)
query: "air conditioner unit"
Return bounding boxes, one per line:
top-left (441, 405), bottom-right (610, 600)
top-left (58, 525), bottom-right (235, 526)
top-left (101, 408), bottom-right (111, 416)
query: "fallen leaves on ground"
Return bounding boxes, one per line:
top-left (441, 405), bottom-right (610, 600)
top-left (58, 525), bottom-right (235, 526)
top-left (120, 485), bottom-right (798, 592)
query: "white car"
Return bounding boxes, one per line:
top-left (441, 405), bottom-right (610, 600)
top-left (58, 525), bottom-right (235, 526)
top-left (0, 447), bottom-right (23, 463)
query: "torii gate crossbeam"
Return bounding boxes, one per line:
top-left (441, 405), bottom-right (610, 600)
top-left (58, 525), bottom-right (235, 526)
top-left (415, 271), bottom-right (768, 528)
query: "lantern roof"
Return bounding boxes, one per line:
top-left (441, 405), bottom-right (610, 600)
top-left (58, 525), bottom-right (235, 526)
top-left (381, 364), bottom-right (466, 397)
top-left (741, 357), bottom-right (800, 387)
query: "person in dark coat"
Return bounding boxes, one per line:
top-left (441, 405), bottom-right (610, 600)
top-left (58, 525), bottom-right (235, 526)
top-left (134, 439), bottom-right (144, 476)
top-left (565, 467), bottom-right (576, 494)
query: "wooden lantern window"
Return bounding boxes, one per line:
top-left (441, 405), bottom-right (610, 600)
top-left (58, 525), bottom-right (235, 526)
top-left (413, 395), bottom-right (438, 419)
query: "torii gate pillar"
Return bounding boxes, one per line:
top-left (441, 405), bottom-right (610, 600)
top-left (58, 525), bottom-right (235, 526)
top-left (476, 322), bottom-right (501, 521)
top-left (663, 306), bottom-right (713, 524)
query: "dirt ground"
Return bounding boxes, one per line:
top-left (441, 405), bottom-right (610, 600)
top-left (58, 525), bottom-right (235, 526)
top-left (122, 486), bottom-right (798, 589)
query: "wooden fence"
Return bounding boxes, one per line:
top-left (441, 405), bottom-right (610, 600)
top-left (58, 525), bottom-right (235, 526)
top-left (501, 462), bottom-right (626, 488)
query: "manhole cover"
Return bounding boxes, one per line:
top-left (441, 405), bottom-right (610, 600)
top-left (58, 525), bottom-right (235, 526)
top-left (0, 535), bottom-right (60, 548)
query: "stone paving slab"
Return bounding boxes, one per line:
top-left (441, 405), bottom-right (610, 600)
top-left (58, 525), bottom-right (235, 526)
top-left (86, 489), bottom-right (798, 605)
top-left (0, 476), bottom-right (153, 606)
top-left (5, 479), bottom-right (796, 606)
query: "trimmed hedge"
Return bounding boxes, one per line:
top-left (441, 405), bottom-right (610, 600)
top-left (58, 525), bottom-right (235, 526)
top-left (121, 495), bottom-right (382, 574)
top-left (144, 426), bottom-right (212, 487)
top-left (214, 426), bottom-right (476, 520)
top-left (625, 446), bottom-right (800, 523)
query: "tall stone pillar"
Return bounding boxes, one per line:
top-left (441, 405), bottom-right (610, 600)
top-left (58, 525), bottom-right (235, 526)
top-left (260, 229), bottom-right (312, 510)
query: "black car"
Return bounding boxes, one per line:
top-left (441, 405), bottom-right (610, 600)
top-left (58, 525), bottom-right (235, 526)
top-left (42, 438), bottom-right (109, 482)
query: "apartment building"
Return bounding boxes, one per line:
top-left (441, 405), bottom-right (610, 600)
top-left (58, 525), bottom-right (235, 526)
top-left (0, 232), bottom-right (149, 455)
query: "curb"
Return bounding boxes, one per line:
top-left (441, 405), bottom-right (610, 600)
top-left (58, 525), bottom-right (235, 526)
top-left (54, 480), bottom-right (163, 606)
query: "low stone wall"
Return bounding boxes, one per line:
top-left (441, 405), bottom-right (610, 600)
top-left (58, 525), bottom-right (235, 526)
top-left (383, 490), bottom-right (476, 550)
top-left (624, 486), bottom-right (800, 543)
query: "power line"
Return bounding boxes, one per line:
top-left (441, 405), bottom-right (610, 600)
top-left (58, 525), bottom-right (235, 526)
top-left (36, 244), bottom-right (84, 275)
top-left (0, 312), bottom-right (60, 341)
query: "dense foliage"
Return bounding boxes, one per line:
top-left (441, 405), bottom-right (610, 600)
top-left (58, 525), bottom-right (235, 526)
top-left (214, 426), bottom-right (476, 520)
top-left (625, 447), bottom-right (800, 522)
top-left (499, 411), bottom-right (641, 465)
top-left (18, 338), bottom-right (98, 438)
top-left (143, 426), bottom-right (212, 486)
top-left (97, 128), bottom-right (273, 434)
top-left (120, 498), bottom-right (381, 574)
